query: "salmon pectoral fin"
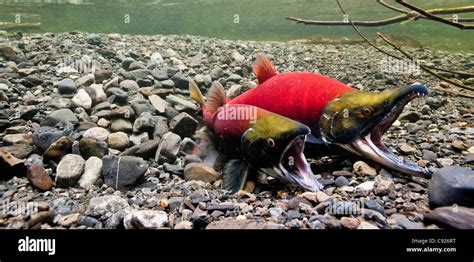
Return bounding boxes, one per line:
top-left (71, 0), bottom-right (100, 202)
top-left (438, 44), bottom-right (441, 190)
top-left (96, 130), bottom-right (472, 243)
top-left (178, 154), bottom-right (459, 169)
top-left (189, 78), bottom-right (205, 106)
top-left (222, 159), bottom-right (249, 193)
top-left (253, 53), bottom-right (277, 84)
top-left (206, 81), bottom-right (226, 113)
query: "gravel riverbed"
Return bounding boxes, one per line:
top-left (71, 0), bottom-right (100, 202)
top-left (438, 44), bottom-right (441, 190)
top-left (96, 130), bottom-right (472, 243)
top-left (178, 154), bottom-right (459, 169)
top-left (0, 31), bottom-right (473, 229)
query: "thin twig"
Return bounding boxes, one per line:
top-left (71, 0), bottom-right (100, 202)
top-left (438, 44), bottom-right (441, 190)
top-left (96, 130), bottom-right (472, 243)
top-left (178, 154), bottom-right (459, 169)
top-left (377, 32), bottom-right (474, 91)
top-left (287, 4), bottom-right (474, 27)
top-left (377, 0), bottom-right (410, 14)
top-left (396, 0), bottom-right (474, 29)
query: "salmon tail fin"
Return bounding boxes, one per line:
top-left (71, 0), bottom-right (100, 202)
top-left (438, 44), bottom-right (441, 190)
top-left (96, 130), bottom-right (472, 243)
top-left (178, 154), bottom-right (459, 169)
top-left (206, 81), bottom-right (226, 113)
top-left (253, 53), bottom-right (277, 84)
top-left (189, 78), bottom-right (205, 107)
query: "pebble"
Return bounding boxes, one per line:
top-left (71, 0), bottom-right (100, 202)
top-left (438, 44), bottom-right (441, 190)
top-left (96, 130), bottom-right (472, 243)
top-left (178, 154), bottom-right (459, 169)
top-left (353, 161), bottom-right (377, 176)
top-left (399, 144), bottom-right (417, 154)
top-left (452, 140), bottom-right (470, 151)
top-left (107, 132), bottom-right (129, 150)
top-left (340, 217), bottom-right (360, 229)
top-left (335, 176), bottom-right (350, 187)
top-left (83, 127), bottom-right (110, 141)
top-left (46, 109), bottom-right (78, 125)
top-left (184, 163), bottom-right (220, 183)
top-left (79, 137), bottom-right (109, 159)
top-left (26, 164), bottom-right (53, 191)
top-left (55, 154), bottom-right (85, 188)
top-left (76, 74), bottom-right (95, 87)
top-left (78, 156), bottom-right (103, 188)
top-left (148, 95), bottom-right (168, 113)
top-left (86, 195), bottom-right (129, 217)
top-left (155, 132), bottom-right (182, 163)
top-left (111, 119), bottom-right (133, 133)
top-left (374, 176), bottom-right (395, 196)
top-left (3, 133), bottom-right (33, 146)
top-left (119, 80), bottom-right (140, 92)
top-left (102, 155), bottom-right (148, 192)
top-left (124, 210), bottom-right (168, 229)
top-left (355, 181), bottom-right (375, 193)
top-left (58, 78), bottom-right (77, 94)
top-left (436, 158), bottom-right (454, 167)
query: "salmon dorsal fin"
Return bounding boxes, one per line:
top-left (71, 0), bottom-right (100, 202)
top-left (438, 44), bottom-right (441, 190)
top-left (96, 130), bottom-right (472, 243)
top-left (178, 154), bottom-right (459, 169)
top-left (206, 81), bottom-right (226, 113)
top-left (253, 53), bottom-right (277, 84)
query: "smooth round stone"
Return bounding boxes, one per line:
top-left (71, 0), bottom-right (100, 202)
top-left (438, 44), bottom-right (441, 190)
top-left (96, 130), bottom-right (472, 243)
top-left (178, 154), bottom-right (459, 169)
top-left (78, 156), bottom-right (103, 188)
top-left (55, 154), bottom-right (85, 188)
top-left (119, 80), bottom-right (139, 92)
top-left (106, 87), bottom-right (128, 104)
top-left (110, 119), bottom-right (133, 133)
top-left (82, 127), bottom-right (110, 141)
top-left (107, 132), bottom-right (130, 150)
top-left (58, 78), bottom-right (77, 94)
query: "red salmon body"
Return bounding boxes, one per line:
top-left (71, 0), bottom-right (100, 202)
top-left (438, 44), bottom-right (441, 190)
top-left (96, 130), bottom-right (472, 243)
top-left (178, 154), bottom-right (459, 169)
top-left (229, 72), bottom-right (356, 133)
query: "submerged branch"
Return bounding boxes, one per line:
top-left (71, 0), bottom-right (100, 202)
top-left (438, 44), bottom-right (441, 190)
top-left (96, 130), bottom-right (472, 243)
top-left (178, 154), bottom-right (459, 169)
top-left (396, 0), bottom-right (474, 29)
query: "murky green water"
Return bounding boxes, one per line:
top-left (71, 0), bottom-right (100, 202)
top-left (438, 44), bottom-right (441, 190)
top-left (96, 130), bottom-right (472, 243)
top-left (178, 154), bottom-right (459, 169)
top-left (0, 0), bottom-right (473, 52)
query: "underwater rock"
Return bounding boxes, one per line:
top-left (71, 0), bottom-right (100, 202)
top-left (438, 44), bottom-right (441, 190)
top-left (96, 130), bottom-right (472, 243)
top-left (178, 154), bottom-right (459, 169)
top-left (184, 162), bottom-right (220, 183)
top-left (102, 155), bottom-right (148, 192)
top-left (425, 206), bottom-right (474, 229)
top-left (428, 166), bottom-right (474, 208)
top-left (55, 154), bottom-right (85, 188)
top-left (78, 156), bottom-right (103, 189)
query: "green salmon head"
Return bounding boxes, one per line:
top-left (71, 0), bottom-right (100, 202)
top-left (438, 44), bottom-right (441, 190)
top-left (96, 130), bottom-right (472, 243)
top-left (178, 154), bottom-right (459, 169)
top-left (242, 113), bottom-right (322, 192)
top-left (319, 84), bottom-right (432, 178)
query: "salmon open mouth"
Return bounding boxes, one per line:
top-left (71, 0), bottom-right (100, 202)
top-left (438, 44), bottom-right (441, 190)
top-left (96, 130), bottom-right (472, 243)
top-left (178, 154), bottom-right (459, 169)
top-left (344, 85), bottom-right (432, 178)
top-left (279, 135), bottom-right (322, 191)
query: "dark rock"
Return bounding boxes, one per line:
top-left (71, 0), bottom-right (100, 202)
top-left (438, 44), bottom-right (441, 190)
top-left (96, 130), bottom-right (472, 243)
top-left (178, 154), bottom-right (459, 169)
top-left (106, 87), bottom-right (128, 104)
top-left (210, 67), bottom-right (224, 80)
top-left (94, 69), bottom-right (112, 83)
top-left (102, 155), bottom-right (149, 192)
top-left (131, 99), bottom-right (155, 117)
top-left (288, 196), bottom-right (312, 210)
top-left (332, 170), bottom-right (353, 177)
top-left (133, 112), bottom-right (156, 135)
top-left (110, 119), bottom-right (133, 133)
top-left (43, 109), bottom-right (78, 126)
top-left (400, 111), bottom-right (421, 122)
top-left (389, 214), bottom-right (424, 229)
top-left (50, 197), bottom-right (79, 216)
top-left (58, 78), bottom-right (77, 94)
top-left (120, 139), bottom-right (160, 159)
top-left (79, 137), bottom-right (109, 159)
top-left (163, 163), bottom-right (184, 175)
top-left (425, 206), bottom-right (474, 229)
top-left (32, 123), bottom-right (74, 153)
top-left (153, 117), bottom-right (169, 139)
top-left (363, 199), bottom-right (385, 214)
top-left (43, 136), bottom-right (73, 160)
top-left (169, 112), bottom-right (198, 138)
top-left (428, 166), bottom-right (474, 208)
top-left (120, 80), bottom-right (139, 92)
top-left (170, 72), bottom-right (189, 89)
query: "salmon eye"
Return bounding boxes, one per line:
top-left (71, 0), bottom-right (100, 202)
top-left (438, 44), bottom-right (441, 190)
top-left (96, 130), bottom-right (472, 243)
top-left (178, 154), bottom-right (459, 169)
top-left (267, 138), bottom-right (276, 148)
top-left (362, 106), bottom-right (374, 116)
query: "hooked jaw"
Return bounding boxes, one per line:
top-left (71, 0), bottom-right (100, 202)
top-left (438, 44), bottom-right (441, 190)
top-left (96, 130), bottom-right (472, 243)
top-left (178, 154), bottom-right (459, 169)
top-left (259, 134), bottom-right (322, 192)
top-left (338, 84), bottom-right (433, 178)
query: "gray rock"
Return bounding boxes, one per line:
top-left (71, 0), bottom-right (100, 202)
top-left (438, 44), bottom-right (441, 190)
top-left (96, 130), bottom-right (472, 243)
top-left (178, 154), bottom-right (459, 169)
top-left (83, 127), bottom-right (110, 141)
top-left (85, 84), bottom-right (106, 104)
top-left (119, 80), bottom-right (139, 92)
top-left (86, 195), bottom-right (129, 217)
top-left (374, 176), bottom-right (395, 196)
top-left (170, 72), bottom-right (188, 89)
top-left (131, 99), bottom-right (155, 116)
top-left (55, 154), bottom-right (85, 188)
top-left (389, 214), bottom-right (424, 229)
top-left (111, 119), bottom-right (133, 133)
top-left (106, 87), bottom-right (128, 104)
top-left (166, 95), bottom-right (198, 111)
top-left (124, 210), bottom-right (168, 229)
top-left (169, 112), bottom-right (198, 138)
top-left (210, 67), bottom-right (224, 80)
top-left (422, 150), bottom-right (437, 161)
top-left (50, 197), bottom-right (79, 216)
top-left (149, 95), bottom-right (168, 113)
top-left (32, 124), bottom-right (74, 152)
top-left (58, 78), bottom-right (77, 94)
top-left (76, 74), bottom-right (95, 87)
top-left (155, 132), bottom-right (181, 163)
top-left (206, 219), bottom-right (285, 229)
top-left (133, 112), bottom-right (156, 134)
top-left (120, 139), bottom-right (160, 159)
top-left (78, 156), bottom-right (102, 188)
top-left (161, 79), bottom-right (175, 88)
top-left (425, 206), bottom-right (474, 229)
top-left (129, 132), bottom-right (149, 146)
top-left (46, 109), bottom-right (78, 125)
top-left (335, 176), bottom-right (350, 187)
top-left (102, 155), bottom-right (149, 192)
top-left (428, 166), bottom-right (474, 208)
